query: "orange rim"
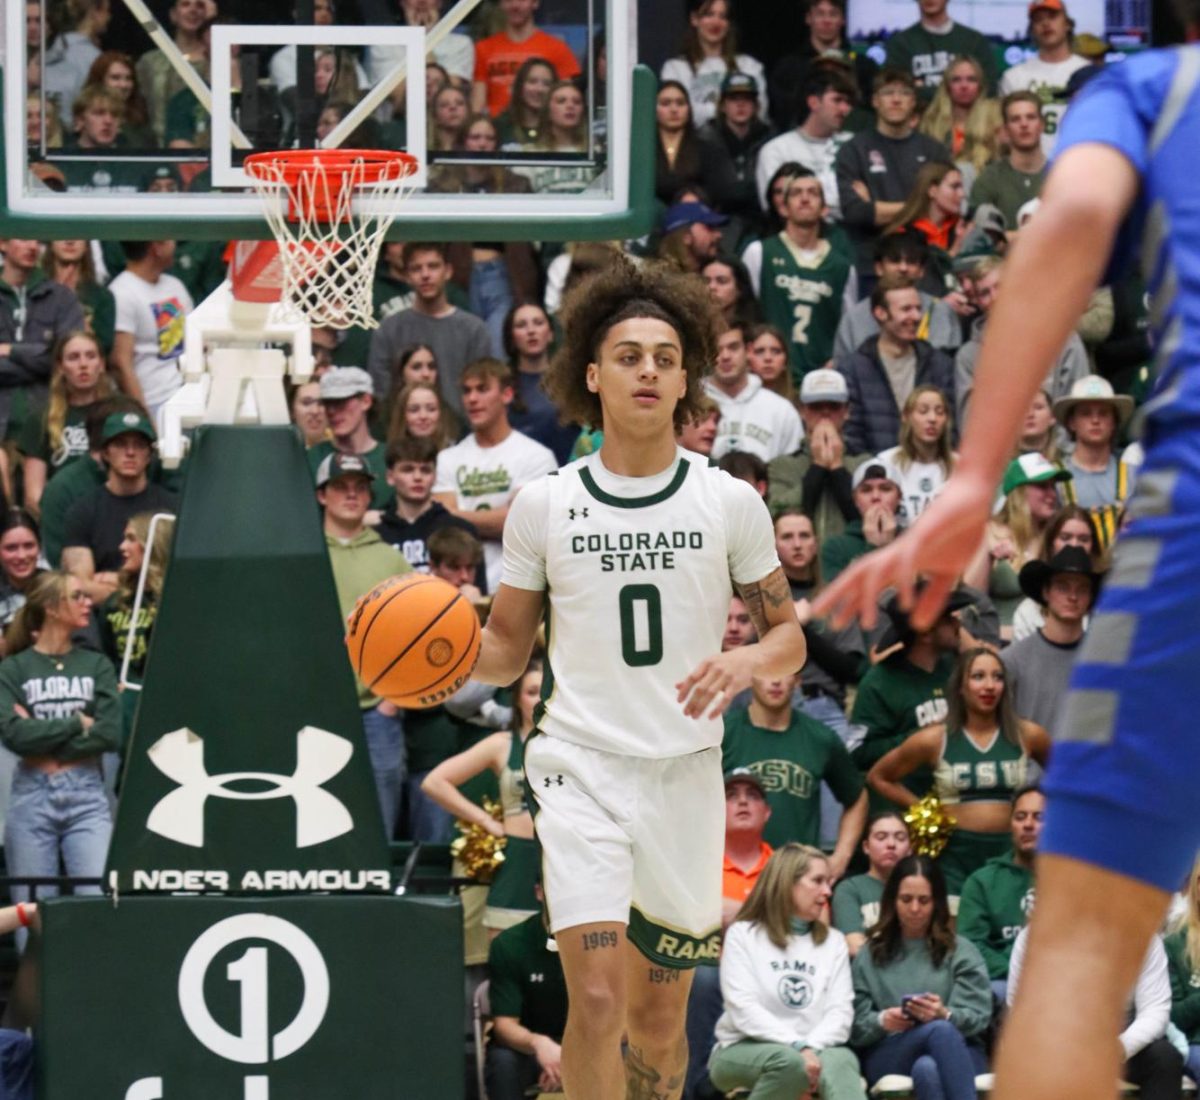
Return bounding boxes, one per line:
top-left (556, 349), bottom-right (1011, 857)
top-left (243, 149), bottom-right (418, 221)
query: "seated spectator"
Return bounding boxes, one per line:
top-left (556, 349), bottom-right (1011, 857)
top-left (1165, 853), bottom-right (1200, 1085)
top-left (851, 855), bottom-right (992, 1099)
top-left (1053, 375), bottom-right (1134, 551)
top-left (1001, 547), bottom-right (1099, 739)
top-left (485, 883), bottom-right (568, 1100)
top-left (661, 0), bottom-right (769, 129)
top-left (368, 243), bottom-right (492, 418)
top-left (19, 330), bottom-right (114, 515)
top-left (308, 368), bottom-right (393, 513)
top-left (0, 510), bottom-right (44, 647)
top-left (867, 648), bottom-right (1050, 897)
top-left (379, 341), bottom-right (442, 419)
top-left (658, 200), bottom-right (728, 275)
top-left (819, 461), bottom-right (901, 583)
top-left (433, 358), bottom-right (556, 593)
top-left (505, 301), bottom-right (579, 464)
top-left (366, 0), bottom-right (472, 94)
top-left (26, 92), bottom-right (65, 150)
top-left (61, 409), bottom-right (177, 603)
top-left (684, 767), bottom-right (775, 1099)
top-left (742, 169), bottom-right (857, 382)
top-left (702, 255), bottom-right (763, 332)
top-left (838, 275), bottom-right (955, 457)
top-left (655, 82), bottom-right (707, 206)
top-left (1010, 504), bottom-right (1098, 642)
top-left (84, 51), bottom-right (155, 148)
top-left (969, 92), bottom-right (1048, 232)
top-left (964, 452), bottom-right (1072, 632)
top-left (697, 72), bottom-right (775, 232)
top-left (768, 369), bottom-right (869, 541)
top-left (997, 1), bottom-right (1091, 155)
top-left (956, 784), bottom-right (1044, 1003)
top-left (849, 585), bottom-right (971, 791)
top-left (289, 378), bottom-right (328, 448)
top-left (493, 57), bottom-right (555, 147)
top-left (705, 321), bottom-right (803, 461)
top-left (760, 160), bottom-right (804, 236)
top-left (832, 811), bottom-right (912, 956)
top-left (471, 0), bottom-right (579, 117)
top-left (318, 452), bottom-right (411, 837)
top-left (724, 594), bottom-right (757, 650)
top-left (746, 324), bottom-right (795, 403)
top-left (834, 70), bottom-right (949, 282)
top-left (833, 231), bottom-right (965, 362)
top-left (874, 385), bottom-right (955, 528)
top-left (386, 379), bottom-right (460, 452)
top-left (886, 163), bottom-right (969, 280)
top-left (41, 239), bottom-right (115, 354)
top-left (1015, 388), bottom-right (1064, 466)
top-left (917, 57), bottom-right (1001, 194)
top-left (429, 526), bottom-right (485, 604)
top-left (1009, 927), bottom-right (1184, 1100)
top-left (108, 240), bottom-right (193, 420)
top-left (423, 658), bottom-right (542, 936)
top-left (135, 0), bottom-right (208, 141)
top-left (954, 257), bottom-right (1088, 426)
top-left (883, 0), bottom-right (998, 104)
top-left (43, 0), bottom-right (105, 131)
top-left (375, 436), bottom-right (482, 576)
top-left (677, 394), bottom-right (721, 457)
top-left (722, 669), bottom-right (867, 874)
top-left (430, 83), bottom-right (470, 154)
top-left (710, 844), bottom-right (864, 1100)
top-left (0, 239), bottom-right (86, 438)
top-left (767, 1), bottom-right (873, 139)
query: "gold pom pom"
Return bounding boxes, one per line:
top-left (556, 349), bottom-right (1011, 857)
top-left (904, 795), bottom-right (958, 859)
top-left (450, 797), bottom-right (508, 881)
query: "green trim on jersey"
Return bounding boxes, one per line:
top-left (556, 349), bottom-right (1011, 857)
top-left (578, 460), bottom-right (690, 509)
top-left (628, 905), bottom-right (721, 969)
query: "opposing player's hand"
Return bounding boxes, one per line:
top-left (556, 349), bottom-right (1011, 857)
top-left (813, 472), bottom-right (994, 632)
top-left (676, 645), bottom-right (757, 720)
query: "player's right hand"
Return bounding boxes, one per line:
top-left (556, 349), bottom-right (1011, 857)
top-left (813, 471), bottom-right (995, 632)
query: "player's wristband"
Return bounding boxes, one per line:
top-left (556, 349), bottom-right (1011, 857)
top-left (16, 903), bottom-right (29, 928)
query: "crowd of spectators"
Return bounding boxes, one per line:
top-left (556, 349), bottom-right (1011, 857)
top-left (5, 0), bottom-right (1182, 1098)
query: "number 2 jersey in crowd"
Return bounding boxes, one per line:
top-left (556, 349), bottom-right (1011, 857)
top-left (1037, 45), bottom-right (1200, 893)
top-left (501, 447), bottom-right (781, 759)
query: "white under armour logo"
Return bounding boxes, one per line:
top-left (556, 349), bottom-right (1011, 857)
top-left (146, 727), bottom-right (354, 849)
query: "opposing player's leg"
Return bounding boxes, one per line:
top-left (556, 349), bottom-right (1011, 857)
top-left (555, 920), bottom-right (629, 1100)
top-left (625, 948), bottom-right (695, 1100)
top-left (993, 855), bottom-right (1168, 1100)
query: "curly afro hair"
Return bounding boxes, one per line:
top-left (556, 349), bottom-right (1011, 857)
top-left (543, 257), bottom-right (720, 431)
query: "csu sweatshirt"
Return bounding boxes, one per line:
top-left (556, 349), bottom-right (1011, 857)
top-left (955, 850), bottom-right (1034, 979)
top-left (714, 920), bottom-right (853, 1051)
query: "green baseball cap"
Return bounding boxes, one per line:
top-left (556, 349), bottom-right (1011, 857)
top-left (100, 410), bottom-right (156, 445)
top-left (1001, 452), bottom-right (1071, 496)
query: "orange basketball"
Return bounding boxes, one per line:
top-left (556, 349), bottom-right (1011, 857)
top-left (346, 573), bottom-right (482, 708)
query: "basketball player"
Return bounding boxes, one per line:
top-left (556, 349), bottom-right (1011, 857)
top-left (813, 14), bottom-right (1200, 1100)
top-left (472, 260), bottom-right (805, 1100)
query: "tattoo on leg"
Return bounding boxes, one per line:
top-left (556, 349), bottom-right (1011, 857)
top-left (625, 1043), bottom-right (685, 1100)
top-left (648, 967), bottom-right (680, 984)
top-left (582, 930), bottom-right (619, 951)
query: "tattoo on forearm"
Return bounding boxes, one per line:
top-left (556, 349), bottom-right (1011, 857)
top-left (581, 930), bottom-right (619, 951)
top-left (625, 1042), bottom-right (685, 1100)
top-left (648, 967), bottom-right (680, 984)
top-left (736, 568), bottom-right (791, 637)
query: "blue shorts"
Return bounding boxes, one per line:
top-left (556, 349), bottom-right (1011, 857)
top-left (1040, 426), bottom-right (1200, 893)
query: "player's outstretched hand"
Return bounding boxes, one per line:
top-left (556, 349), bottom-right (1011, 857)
top-left (676, 645), bottom-right (758, 721)
top-left (812, 472), bottom-right (995, 632)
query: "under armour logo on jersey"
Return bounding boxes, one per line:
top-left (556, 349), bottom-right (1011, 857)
top-left (146, 726), bottom-right (354, 848)
top-left (543, 774), bottom-right (564, 788)
top-left (568, 508), bottom-right (588, 520)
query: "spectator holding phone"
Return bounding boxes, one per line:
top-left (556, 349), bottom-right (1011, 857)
top-left (850, 854), bottom-right (992, 1100)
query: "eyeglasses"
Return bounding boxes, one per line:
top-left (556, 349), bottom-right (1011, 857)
top-left (67, 592), bottom-right (91, 603)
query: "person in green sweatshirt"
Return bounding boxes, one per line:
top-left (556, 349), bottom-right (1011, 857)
top-left (850, 854), bottom-right (992, 1098)
top-left (956, 784), bottom-right (1043, 1002)
top-left (833, 810), bottom-right (912, 957)
top-left (318, 450), bottom-right (412, 839)
top-left (0, 571), bottom-right (121, 945)
top-left (884, 0), bottom-right (1000, 106)
top-left (1165, 853), bottom-right (1200, 1084)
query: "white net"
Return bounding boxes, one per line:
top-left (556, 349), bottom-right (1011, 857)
top-left (245, 151), bottom-right (418, 330)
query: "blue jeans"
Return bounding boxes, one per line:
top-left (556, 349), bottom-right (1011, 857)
top-left (861, 1020), bottom-right (986, 1100)
top-left (0, 1031), bottom-right (32, 1100)
top-left (484, 1043), bottom-right (541, 1100)
top-left (468, 257), bottom-right (514, 359)
top-left (797, 692), bottom-right (859, 849)
top-left (1185, 1043), bottom-right (1200, 1083)
top-left (362, 704), bottom-right (406, 841)
top-left (4, 762), bottom-right (111, 951)
top-left (406, 769), bottom-right (454, 843)
top-left (684, 963), bottom-right (724, 1100)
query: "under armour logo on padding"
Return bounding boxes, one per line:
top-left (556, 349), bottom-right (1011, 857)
top-left (146, 727), bottom-right (354, 849)
top-left (569, 508), bottom-right (588, 520)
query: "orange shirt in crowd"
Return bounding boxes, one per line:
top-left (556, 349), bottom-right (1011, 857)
top-left (722, 842), bottom-right (773, 903)
top-left (474, 29), bottom-right (582, 117)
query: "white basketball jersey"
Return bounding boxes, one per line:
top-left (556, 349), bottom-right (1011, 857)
top-left (502, 448), bottom-right (780, 759)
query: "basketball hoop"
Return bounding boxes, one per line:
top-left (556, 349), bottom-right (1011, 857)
top-left (242, 149), bottom-right (419, 330)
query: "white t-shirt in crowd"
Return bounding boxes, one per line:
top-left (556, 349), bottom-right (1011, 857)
top-left (756, 129), bottom-right (853, 218)
top-left (109, 269), bottom-right (194, 413)
top-left (660, 54), bottom-right (769, 129)
top-left (875, 446), bottom-right (952, 528)
top-left (998, 54), bottom-right (1091, 155)
top-left (435, 427), bottom-right (558, 591)
top-left (704, 374), bottom-right (804, 463)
